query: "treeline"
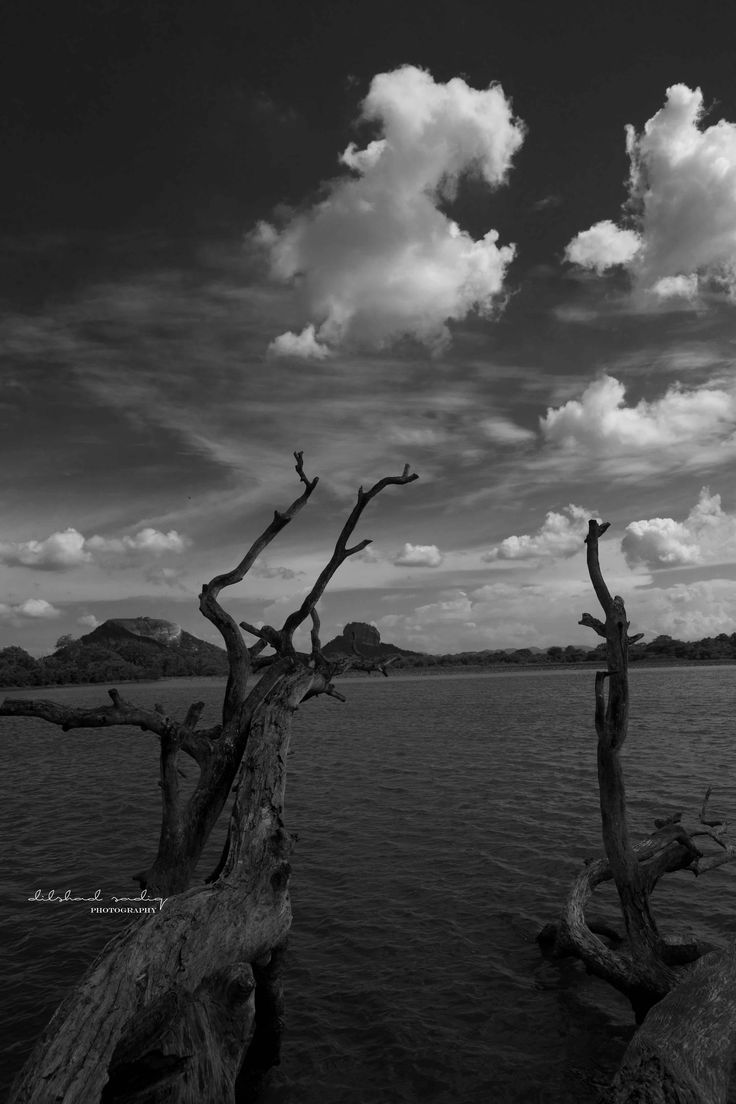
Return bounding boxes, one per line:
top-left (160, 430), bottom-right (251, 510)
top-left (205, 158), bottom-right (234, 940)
top-left (393, 632), bottom-right (736, 669)
top-left (1, 631), bottom-right (735, 689)
top-left (0, 637), bottom-right (228, 688)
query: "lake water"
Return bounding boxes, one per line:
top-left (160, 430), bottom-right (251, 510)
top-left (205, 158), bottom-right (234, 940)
top-left (1, 667), bottom-right (735, 1102)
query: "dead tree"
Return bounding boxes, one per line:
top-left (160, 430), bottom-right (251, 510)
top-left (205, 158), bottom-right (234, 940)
top-left (1, 453), bottom-right (417, 1104)
top-left (539, 520), bottom-right (736, 1102)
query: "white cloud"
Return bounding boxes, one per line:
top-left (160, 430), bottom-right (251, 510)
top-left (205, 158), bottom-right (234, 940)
top-left (485, 504), bottom-right (595, 561)
top-left (564, 220), bottom-right (642, 273)
top-left (376, 583), bottom-right (547, 652)
top-left (540, 374), bottom-right (736, 474)
top-left (77, 613), bottom-right (101, 629)
top-left (0, 528), bottom-right (92, 570)
top-left (0, 526), bottom-right (190, 570)
top-left (478, 416), bottom-right (536, 444)
top-left (0, 598), bottom-right (62, 620)
top-left (650, 274), bottom-right (699, 301)
top-left (393, 542), bottom-right (444, 567)
top-left (623, 487), bottom-right (736, 568)
top-left (637, 578), bottom-right (736, 639)
top-left (254, 65), bottom-right (525, 352)
top-left (87, 528), bottom-right (188, 556)
top-left (566, 85), bottom-right (736, 299)
top-left (386, 424), bottom-right (449, 447)
top-left (267, 324), bottom-right (331, 360)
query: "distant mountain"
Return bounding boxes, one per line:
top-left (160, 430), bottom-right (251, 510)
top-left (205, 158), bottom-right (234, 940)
top-left (322, 622), bottom-right (422, 661)
top-left (87, 617), bottom-right (184, 645)
top-left (0, 621), bottom-right (735, 689)
top-left (0, 617), bottom-right (229, 687)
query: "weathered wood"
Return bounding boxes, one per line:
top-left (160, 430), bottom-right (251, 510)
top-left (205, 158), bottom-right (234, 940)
top-left (542, 517), bottom-right (736, 1098)
top-left (602, 944), bottom-right (736, 1104)
top-left (3, 456), bottom-right (418, 1103)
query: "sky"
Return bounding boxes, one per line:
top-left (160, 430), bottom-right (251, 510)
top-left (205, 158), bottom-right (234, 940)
top-left (3, 0), bottom-right (736, 656)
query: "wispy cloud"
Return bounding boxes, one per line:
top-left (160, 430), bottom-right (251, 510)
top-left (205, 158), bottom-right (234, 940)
top-left (254, 65), bottom-right (525, 354)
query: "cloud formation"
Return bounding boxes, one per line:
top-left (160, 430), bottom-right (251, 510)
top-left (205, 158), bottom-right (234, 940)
top-left (0, 527), bottom-right (189, 570)
top-left (540, 374), bottom-right (736, 475)
top-left (393, 542), bottom-right (444, 567)
top-left (255, 65), bottom-right (525, 353)
top-left (484, 504), bottom-right (594, 560)
top-left (77, 613), bottom-right (101, 629)
top-left (0, 598), bottom-right (61, 621)
top-left (565, 85), bottom-right (736, 299)
top-left (565, 220), bottom-right (641, 274)
top-left (478, 416), bottom-right (536, 444)
top-left (623, 487), bottom-right (736, 568)
top-left (267, 324), bottom-right (331, 360)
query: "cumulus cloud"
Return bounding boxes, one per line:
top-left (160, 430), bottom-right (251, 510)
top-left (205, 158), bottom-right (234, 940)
top-left (77, 613), bottom-right (101, 629)
top-left (267, 324), bottom-right (331, 360)
top-left (540, 374), bottom-right (736, 474)
top-left (255, 65), bottom-right (525, 353)
top-left (564, 220), bottom-right (642, 273)
top-left (393, 542), bottom-right (444, 567)
top-left (566, 85), bottom-right (736, 299)
top-left (0, 526), bottom-right (189, 570)
top-left (376, 583), bottom-right (543, 652)
top-left (484, 504), bottom-right (594, 561)
top-left (638, 578), bottom-right (736, 639)
top-left (0, 598), bottom-right (61, 621)
top-left (87, 528), bottom-right (189, 556)
top-left (0, 528), bottom-right (92, 570)
top-left (623, 487), bottom-right (736, 568)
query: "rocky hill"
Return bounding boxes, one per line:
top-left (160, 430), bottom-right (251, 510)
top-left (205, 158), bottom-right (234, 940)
top-left (0, 617), bottom-right (229, 686)
top-left (322, 621), bottom-right (421, 661)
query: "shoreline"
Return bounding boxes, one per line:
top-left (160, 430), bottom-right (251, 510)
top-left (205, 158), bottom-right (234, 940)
top-left (1, 656), bottom-right (735, 693)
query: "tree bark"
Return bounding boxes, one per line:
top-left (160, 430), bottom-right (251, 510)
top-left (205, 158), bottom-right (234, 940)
top-left (2, 454), bottom-right (417, 1103)
top-left (602, 944), bottom-right (736, 1104)
top-left (540, 518), bottom-right (736, 1100)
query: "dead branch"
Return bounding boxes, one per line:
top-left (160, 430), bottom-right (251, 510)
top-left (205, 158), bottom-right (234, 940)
top-left (4, 453), bottom-right (419, 1103)
top-left (0, 689), bottom-right (213, 765)
top-left (280, 465), bottom-right (417, 645)
top-left (546, 512), bottom-right (736, 1100)
top-left (199, 451), bottom-right (318, 724)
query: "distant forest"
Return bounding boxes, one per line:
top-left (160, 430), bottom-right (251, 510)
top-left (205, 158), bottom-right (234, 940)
top-left (400, 633), bottom-right (736, 668)
top-left (0, 630), bottom-right (735, 688)
top-left (0, 629), bottom-right (229, 688)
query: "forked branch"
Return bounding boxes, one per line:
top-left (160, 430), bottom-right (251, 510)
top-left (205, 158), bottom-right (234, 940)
top-left (199, 452), bottom-right (318, 722)
top-left (280, 465), bottom-right (417, 644)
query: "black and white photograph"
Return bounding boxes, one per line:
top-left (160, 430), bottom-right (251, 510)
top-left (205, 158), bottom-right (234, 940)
top-left (2, 2), bottom-right (736, 1100)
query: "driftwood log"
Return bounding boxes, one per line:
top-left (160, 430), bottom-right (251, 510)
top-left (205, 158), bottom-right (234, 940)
top-left (539, 520), bottom-right (736, 1101)
top-left (2, 452), bottom-right (417, 1104)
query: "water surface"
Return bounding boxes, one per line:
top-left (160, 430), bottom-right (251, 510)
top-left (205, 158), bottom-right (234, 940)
top-left (1, 667), bottom-right (734, 1101)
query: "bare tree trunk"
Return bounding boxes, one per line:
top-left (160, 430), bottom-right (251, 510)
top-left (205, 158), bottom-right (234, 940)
top-left (2, 454), bottom-right (417, 1104)
top-left (602, 944), bottom-right (736, 1104)
top-left (539, 519), bottom-right (736, 1100)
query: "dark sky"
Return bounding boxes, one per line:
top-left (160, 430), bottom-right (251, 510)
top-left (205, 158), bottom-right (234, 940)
top-left (3, 0), bottom-right (736, 655)
top-left (4, 0), bottom-right (735, 244)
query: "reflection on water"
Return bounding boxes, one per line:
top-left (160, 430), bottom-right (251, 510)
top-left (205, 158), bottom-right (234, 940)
top-left (1, 668), bottom-right (734, 1102)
